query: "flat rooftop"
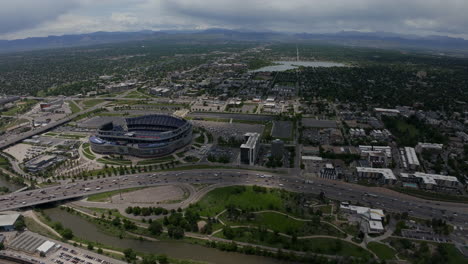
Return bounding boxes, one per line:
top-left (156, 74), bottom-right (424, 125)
top-left (356, 167), bottom-right (397, 180)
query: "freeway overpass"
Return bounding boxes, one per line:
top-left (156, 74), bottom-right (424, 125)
top-left (0, 101), bottom-right (108, 150)
top-left (2, 169), bottom-right (468, 230)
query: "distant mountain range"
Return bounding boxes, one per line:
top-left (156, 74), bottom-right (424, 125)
top-left (1, 29), bottom-right (468, 54)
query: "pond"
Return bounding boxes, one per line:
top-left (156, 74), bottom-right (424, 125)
top-left (250, 61), bottom-right (346, 72)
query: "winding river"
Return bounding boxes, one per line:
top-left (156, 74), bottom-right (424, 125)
top-left (44, 208), bottom-right (297, 264)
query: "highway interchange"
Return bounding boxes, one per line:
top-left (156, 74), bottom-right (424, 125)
top-left (1, 169), bottom-right (468, 229)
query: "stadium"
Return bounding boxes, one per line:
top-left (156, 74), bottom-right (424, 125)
top-left (89, 114), bottom-right (192, 158)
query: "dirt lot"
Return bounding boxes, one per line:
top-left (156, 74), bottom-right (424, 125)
top-left (110, 185), bottom-right (187, 204)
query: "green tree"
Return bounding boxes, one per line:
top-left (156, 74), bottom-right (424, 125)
top-left (148, 221), bottom-right (163, 236)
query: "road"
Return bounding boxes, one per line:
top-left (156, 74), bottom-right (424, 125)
top-left (1, 169), bottom-right (468, 229)
top-left (0, 101), bottom-right (108, 150)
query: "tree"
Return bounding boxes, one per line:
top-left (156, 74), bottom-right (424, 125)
top-left (61, 228), bottom-right (74, 240)
top-left (14, 216), bottom-right (26, 231)
top-left (157, 254), bottom-right (169, 264)
top-left (123, 248), bottom-right (137, 261)
top-left (148, 221), bottom-right (163, 236)
top-left (167, 225), bottom-right (184, 239)
top-left (223, 226), bottom-right (235, 240)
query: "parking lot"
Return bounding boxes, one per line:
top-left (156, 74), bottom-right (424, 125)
top-left (271, 121), bottom-right (292, 139)
top-left (192, 120), bottom-right (264, 139)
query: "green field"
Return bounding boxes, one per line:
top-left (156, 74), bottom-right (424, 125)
top-left (194, 186), bottom-right (284, 217)
top-left (214, 227), bottom-right (371, 259)
top-left (0, 156), bottom-right (10, 169)
top-left (82, 99), bottom-right (105, 108)
top-left (136, 156), bottom-right (175, 165)
top-left (97, 158), bottom-right (132, 165)
top-left (1, 99), bottom-right (37, 116)
top-left (221, 211), bottom-right (345, 237)
top-left (82, 145), bottom-right (96, 160)
top-left (87, 187), bottom-right (146, 202)
top-left (367, 242), bottom-right (397, 260)
top-left (68, 100), bottom-right (81, 113)
top-left (124, 90), bottom-right (150, 99)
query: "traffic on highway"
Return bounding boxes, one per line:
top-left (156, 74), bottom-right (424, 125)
top-left (1, 169), bottom-right (467, 229)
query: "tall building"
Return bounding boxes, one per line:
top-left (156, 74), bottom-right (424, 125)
top-left (271, 139), bottom-right (284, 160)
top-left (240, 132), bottom-right (260, 166)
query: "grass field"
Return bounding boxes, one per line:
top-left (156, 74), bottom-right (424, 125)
top-left (24, 216), bottom-right (62, 240)
top-left (68, 100), bottom-right (81, 113)
top-left (1, 99), bottom-right (37, 116)
top-left (214, 228), bottom-right (371, 258)
top-left (136, 156), bottom-right (175, 165)
top-left (97, 158), bottom-right (132, 165)
top-left (124, 90), bottom-right (150, 99)
top-left (82, 99), bottom-right (105, 108)
top-left (221, 211), bottom-right (345, 237)
top-left (0, 156), bottom-right (10, 169)
top-left (193, 186), bottom-right (285, 217)
top-left (367, 242), bottom-right (397, 260)
top-left (82, 145), bottom-right (96, 160)
top-left (87, 187), bottom-right (146, 202)
top-left (262, 121), bottom-right (273, 139)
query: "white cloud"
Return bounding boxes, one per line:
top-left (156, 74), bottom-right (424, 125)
top-left (1, 0), bottom-right (468, 39)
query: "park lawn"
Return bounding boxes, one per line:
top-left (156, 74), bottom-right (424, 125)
top-left (136, 156), bottom-right (175, 165)
top-left (1, 99), bottom-right (37, 116)
top-left (82, 99), bottom-right (105, 108)
top-left (194, 186), bottom-right (284, 217)
top-left (301, 238), bottom-right (373, 259)
top-left (124, 91), bottom-right (150, 99)
top-left (82, 146), bottom-right (96, 160)
top-left (68, 100), bottom-right (81, 113)
top-left (97, 158), bottom-right (132, 165)
top-left (214, 228), bottom-right (371, 258)
top-left (367, 242), bottom-right (397, 260)
top-left (262, 121), bottom-right (273, 139)
top-left (87, 187), bottom-right (146, 202)
top-left (395, 119), bottom-right (419, 138)
top-left (442, 244), bottom-right (468, 264)
top-left (0, 156), bottom-right (10, 169)
top-left (24, 216), bottom-right (62, 240)
top-left (222, 211), bottom-right (305, 234)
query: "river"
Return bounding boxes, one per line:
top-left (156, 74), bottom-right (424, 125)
top-left (44, 208), bottom-right (297, 264)
top-left (250, 60), bottom-right (346, 72)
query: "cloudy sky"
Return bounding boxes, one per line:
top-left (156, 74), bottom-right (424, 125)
top-left (1, 0), bottom-right (467, 40)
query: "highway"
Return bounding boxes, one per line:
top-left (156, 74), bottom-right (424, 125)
top-left (1, 169), bottom-right (468, 229)
top-left (0, 101), bottom-right (108, 150)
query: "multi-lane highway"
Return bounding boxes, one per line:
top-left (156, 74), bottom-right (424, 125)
top-left (1, 169), bottom-right (468, 228)
top-left (0, 101), bottom-right (109, 150)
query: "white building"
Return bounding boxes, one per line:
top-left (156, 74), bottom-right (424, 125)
top-left (36, 241), bottom-right (56, 255)
top-left (240, 132), bottom-right (260, 166)
top-left (340, 203), bottom-right (385, 234)
top-left (356, 167), bottom-right (397, 185)
top-left (400, 172), bottom-right (460, 190)
top-left (359, 145), bottom-right (392, 158)
top-left (415, 142), bottom-right (443, 154)
top-left (404, 147), bottom-right (420, 170)
top-left (0, 213), bottom-right (21, 231)
top-left (374, 108), bottom-right (400, 116)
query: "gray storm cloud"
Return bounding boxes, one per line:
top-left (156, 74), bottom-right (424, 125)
top-left (1, 0), bottom-right (468, 39)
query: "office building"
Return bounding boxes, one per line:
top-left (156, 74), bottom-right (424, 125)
top-left (240, 132), bottom-right (260, 166)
